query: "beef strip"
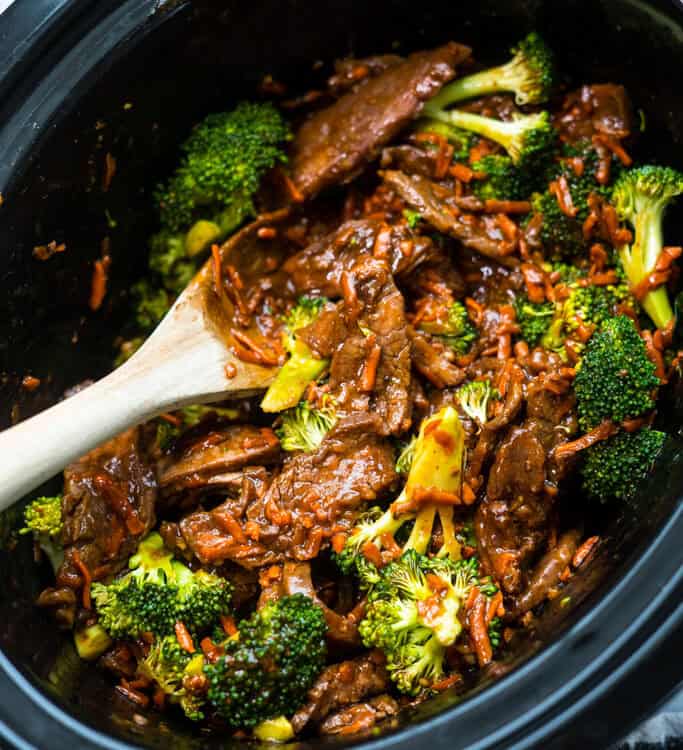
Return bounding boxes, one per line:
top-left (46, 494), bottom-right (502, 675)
top-left (179, 416), bottom-right (398, 568)
top-left (409, 328), bottom-right (466, 388)
top-left (290, 652), bottom-right (389, 733)
top-left (157, 426), bottom-right (281, 494)
top-left (290, 43), bottom-right (471, 197)
top-left (57, 428), bottom-right (156, 589)
top-left (320, 694), bottom-right (400, 736)
top-left (555, 84), bottom-right (633, 142)
top-left (327, 55), bottom-right (403, 96)
top-left (380, 144), bottom-right (441, 178)
top-left (475, 375), bottom-right (577, 594)
top-left (282, 218), bottom-right (438, 298)
top-left (382, 170), bottom-right (520, 268)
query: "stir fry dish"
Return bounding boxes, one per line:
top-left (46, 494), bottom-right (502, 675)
top-left (23, 34), bottom-right (683, 740)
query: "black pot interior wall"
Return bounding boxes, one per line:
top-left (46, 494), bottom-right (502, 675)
top-left (0, 0), bottom-right (682, 747)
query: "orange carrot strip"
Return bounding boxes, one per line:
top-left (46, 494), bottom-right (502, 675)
top-left (71, 549), bottom-right (92, 610)
top-left (175, 622), bottom-right (196, 653)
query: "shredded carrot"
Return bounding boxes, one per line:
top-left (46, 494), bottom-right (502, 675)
top-left (158, 412), bottom-right (182, 426)
top-left (641, 329), bottom-right (666, 382)
top-left (593, 133), bottom-right (633, 166)
top-left (486, 591), bottom-right (504, 624)
top-left (257, 226), bottom-right (277, 239)
top-left (21, 375), bottom-right (41, 391)
top-left (200, 637), bottom-right (224, 662)
top-left (359, 341), bottom-right (382, 393)
top-left (379, 532), bottom-right (403, 560)
top-left (153, 687), bottom-right (166, 710)
top-left (469, 592), bottom-right (493, 667)
top-left (549, 175), bottom-right (578, 217)
top-left (462, 482), bottom-right (476, 505)
top-left (361, 541), bottom-right (383, 568)
top-left (572, 535), bottom-right (600, 569)
top-left (102, 152), bottom-right (117, 192)
top-left (230, 328), bottom-right (280, 367)
top-left (220, 614), bottom-right (238, 637)
top-left (281, 170), bottom-right (305, 203)
top-left (89, 258), bottom-right (109, 311)
top-left (71, 548), bottom-right (92, 609)
top-left (450, 163), bottom-right (475, 183)
top-left (331, 532), bottom-right (347, 554)
top-left (483, 199), bottom-right (532, 214)
top-left (175, 622), bottom-right (196, 653)
top-left (554, 420), bottom-right (616, 460)
top-left (431, 674), bottom-right (462, 692)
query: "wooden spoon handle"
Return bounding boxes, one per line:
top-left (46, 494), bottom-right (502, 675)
top-left (0, 359), bottom-right (164, 512)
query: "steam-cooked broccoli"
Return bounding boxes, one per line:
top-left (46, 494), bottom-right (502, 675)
top-left (336, 406), bottom-right (466, 583)
top-left (471, 154), bottom-right (532, 201)
top-left (581, 427), bottom-right (666, 503)
top-left (612, 165), bottom-right (683, 329)
top-left (457, 380), bottom-right (499, 425)
top-left (276, 400), bottom-right (337, 452)
top-left (261, 296), bottom-right (330, 413)
top-left (20, 495), bottom-right (64, 572)
top-left (204, 595), bottom-right (326, 728)
top-left (513, 294), bottom-right (555, 346)
top-left (418, 301), bottom-right (477, 355)
top-left (574, 315), bottom-right (659, 431)
top-left (427, 32), bottom-right (556, 107)
top-left (91, 533), bottom-right (232, 639)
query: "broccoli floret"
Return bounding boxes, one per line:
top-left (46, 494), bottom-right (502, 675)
top-left (403, 209), bottom-right (422, 229)
top-left (138, 635), bottom-right (207, 720)
top-left (414, 121), bottom-right (475, 162)
top-left (531, 143), bottom-right (619, 260)
top-left (574, 315), bottom-right (659, 431)
top-left (457, 380), bottom-right (499, 425)
top-left (395, 435), bottom-right (417, 474)
top-left (421, 104), bottom-right (556, 170)
top-left (204, 594), bottom-right (326, 728)
top-left (261, 296), bottom-right (330, 413)
top-left (428, 32), bottom-right (556, 108)
top-left (157, 102), bottom-right (290, 235)
top-left (336, 406), bottom-right (466, 581)
top-left (91, 533), bottom-right (232, 639)
top-left (582, 427), bottom-right (666, 503)
top-left (418, 301), bottom-right (477, 355)
top-left (276, 400), bottom-right (337, 452)
top-left (612, 165), bottom-right (683, 329)
top-left (471, 154), bottom-right (533, 201)
top-left (20, 495), bottom-right (64, 572)
top-left (563, 281), bottom-right (633, 332)
top-left (359, 551), bottom-right (483, 695)
top-left (513, 294), bottom-right (555, 346)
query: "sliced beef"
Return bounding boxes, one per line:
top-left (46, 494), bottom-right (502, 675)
top-left (179, 418), bottom-right (398, 568)
top-left (320, 694), bottom-right (399, 736)
top-left (328, 256), bottom-right (412, 434)
top-left (290, 652), bottom-right (389, 733)
top-left (409, 328), bottom-right (466, 389)
top-left (282, 218), bottom-right (438, 298)
top-left (381, 144), bottom-right (441, 178)
top-left (382, 170), bottom-right (519, 268)
top-left (327, 55), bottom-right (403, 96)
top-left (555, 84), bottom-right (633, 142)
top-left (157, 426), bottom-right (281, 494)
top-left (291, 43), bottom-right (471, 197)
top-left (57, 428), bottom-right (157, 589)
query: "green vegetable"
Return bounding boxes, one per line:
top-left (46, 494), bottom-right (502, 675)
top-left (204, 594), bottom-right (326, 728)
top-left (138, 635), bottom-right (207, 720)
top-left (457, 379), bottom-right (499, 425)
top-left (574, 315), bottom-right (659, 431)
top-left (157, 102), bottom-right (290, 234)
top-left (261, 296), bottom-right (330, 413)
top-left (359, 551), bottom-right (489, 695)
top-left (582, 427), bottom-right (666, 502)
top-left (403, 209), bottom-right (422, 229)
top-left (395, 435), bottom-right (417, 474)
top-left (421, 104), bottom-right (556, 170)
top-left (471, 154), bottom-right (532, 201)
top-left (612, 165), bottom-right (683, 329)
top-left (74, 624), bottom-right (112, 661)
top-left (418, 301), bottom-right (477, 355)
top-left (336, 406), bottom-right (466, 583)
top-left (276, 400), bottom-right (337, 453)
top-left (253, 717), bottom-right (295, 743)
top-left (513, 294), bottom-right (555, 346)
top-left (91, 532), bottom-right (232, 639)
top-left (20, 495), bottom-right (64, 572)
top-left (427, 32), bottom-right (556, 108)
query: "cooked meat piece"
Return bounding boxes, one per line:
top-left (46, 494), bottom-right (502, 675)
top-left (57, 428), bottom-right (156, 589)
top-left (320, 694), bottom-right (400, 736)
top-left (409, 328), bottom-right (466, 388)
top-left (328, 55), bottom-right (403, 95)
top-left (555, 84), bottom-right (633, 142)
top-left (296, 304), bottom-right (348, 359)
top-left (380, 144), bottom-right (441, 178)
top-left (290, 652), bottom-right (389, 733)
top-left (282, 562), bottom-right (360, 645)
top-left (157, 426), bottom-right (280, 493)
top-left (512, 529), bottom-right (581, 615)
top-left (290, 43), bottom-right (471, 197)
top-left (179, 418), bottom-right (398, 568)
top-left (382, 170), bottom-right (520, 268)
top-left (328, 256), bottom-right (412, 434)
top-left (98, 643), bottom-right (137, 679)
top-left (36, 586), bottom-right (77, 629)
top-left (282, 218), bottom-right (438, 298)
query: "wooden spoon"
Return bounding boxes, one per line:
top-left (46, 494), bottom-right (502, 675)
top-left (0, 240), bottom-right (277, 512)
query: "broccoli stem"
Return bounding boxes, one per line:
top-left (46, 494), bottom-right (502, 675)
top-left (620, 204), bottom-right (673, 329)
top-left (260, 341), bottom-right (328, 413)
top-left (429, 66), bottom-right (523, 110)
